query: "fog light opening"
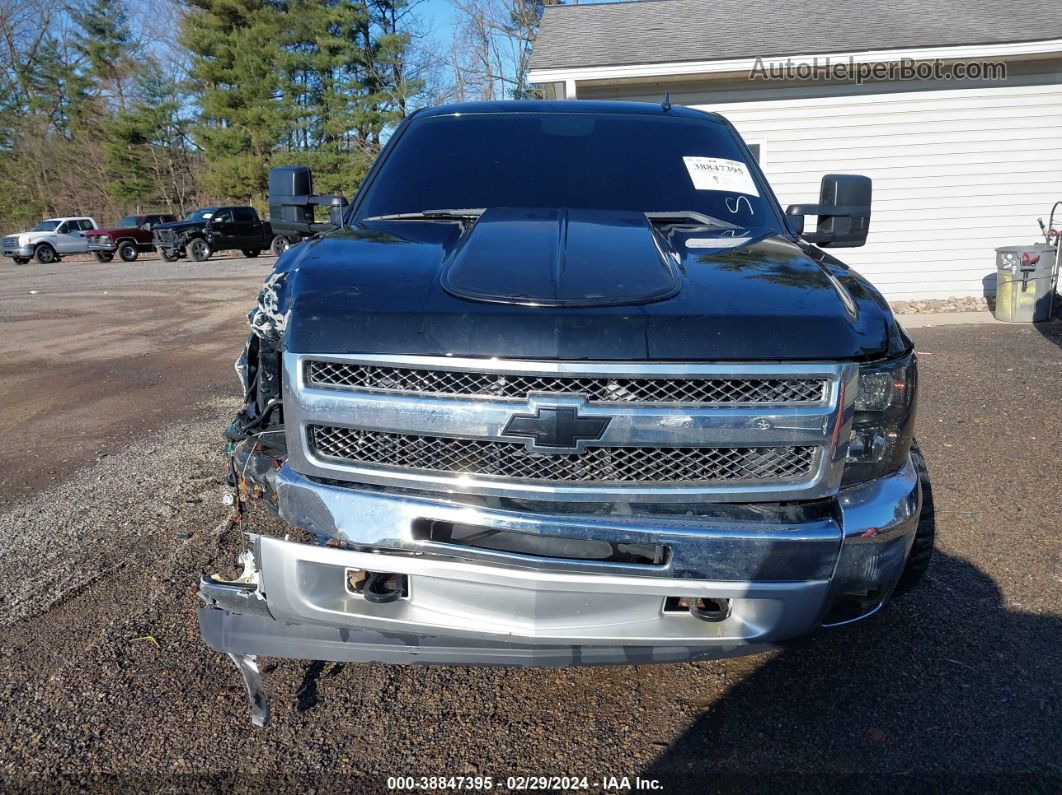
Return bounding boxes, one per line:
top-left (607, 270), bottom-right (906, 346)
top-left (823, 587), bottom-right (885, 625)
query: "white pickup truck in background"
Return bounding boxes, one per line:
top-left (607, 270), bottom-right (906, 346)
top-left (2, 217), bottom-right (99, 264)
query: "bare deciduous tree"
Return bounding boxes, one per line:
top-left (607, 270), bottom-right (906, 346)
top-left (446, 0), bottom-right (564, 101)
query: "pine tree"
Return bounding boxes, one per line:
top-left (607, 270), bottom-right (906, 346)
top-left (69, 0), bottom-right (138, 111)
top-left (183, 0), bottom-right (422, 203)
top-left (183, 0), bottom-right (290, 202)
top-left (27, 37), bottom-right (92, 136)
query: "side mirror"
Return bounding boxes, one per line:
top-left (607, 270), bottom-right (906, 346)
top-left (268, 166), bottom-right (348, 236)
top-left (786, 174), bottom-right (872, 247)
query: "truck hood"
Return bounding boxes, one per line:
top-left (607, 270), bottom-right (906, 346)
top-left (267, 211), bottom-right (905, 361)
top-left (11, 230), bottom-right (56, 242)
top-left (441, 208), bottom-right (680, 307)
top-left (153, 220), bottom-right (205, 234)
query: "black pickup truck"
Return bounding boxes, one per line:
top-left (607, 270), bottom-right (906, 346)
top-left (153, 206), bottom-right (273, 262)
top-left (199, 101), bottom-right (932, 727)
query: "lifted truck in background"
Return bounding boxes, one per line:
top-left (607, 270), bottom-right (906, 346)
top-left (200, 101), bottom-right (933, 727)
top-left (153, 206), bottom-right (274, 262)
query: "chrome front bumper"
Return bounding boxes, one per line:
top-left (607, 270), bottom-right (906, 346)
top-left (2, 244), bottom-right (33, 257)
top-left (198, 456), bottom-right (921, 666)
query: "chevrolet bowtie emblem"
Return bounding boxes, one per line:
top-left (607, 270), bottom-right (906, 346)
top-left (502, 406), bottom-right (611, 453)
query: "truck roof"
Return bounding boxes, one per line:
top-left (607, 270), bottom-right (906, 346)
top-left (414, 100), bottom-right (724, 124)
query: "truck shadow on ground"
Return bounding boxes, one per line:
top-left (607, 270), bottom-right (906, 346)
top-left (641, 551), bottom-right (1061, 787)
top-left (1035, 310), bottom-right (1062, 351)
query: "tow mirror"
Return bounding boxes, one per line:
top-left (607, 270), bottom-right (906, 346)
top-left (268, 166), bottom-right (348, 236)
top-left (786, 174), bottom-right (872, 247)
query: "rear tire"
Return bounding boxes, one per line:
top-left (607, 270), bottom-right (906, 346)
top-left (34, 243), bottom-right (57, 264)
top-left (94, 251), bottom-right (114, 263)
top-left (117, 241), bottom-right (139, 262)
top-left (895, 441), bottom-right (934, 593)
top-left (13, 257), bottom-right (30, 265)
top-left (270, 235), bottom-right (290, 257)
top-left (241, 249), bottom-right (260, 258)
top-left (187, 238), bottom-right (211, 262)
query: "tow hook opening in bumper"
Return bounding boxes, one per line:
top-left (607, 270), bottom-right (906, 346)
top-left (347, 569), bottom-right (409, 603)
top-left (665, 596), bottom-right (733, 623)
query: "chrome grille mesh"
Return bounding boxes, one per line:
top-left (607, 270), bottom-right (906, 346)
top-left (154, 229), bottom-right (176, 247)
top-left (305, 361), bottom-right (826, 405)
top-left (310, 425), bottom-right (816, 484)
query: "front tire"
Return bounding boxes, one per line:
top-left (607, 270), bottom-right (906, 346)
top-left (270, 235), bottom-right (290, 257)
top-left (896, 441), bottom-right (934, 593)
top-left (117, 241), bottom-right (139, 262)
top-left (187, 238), bottom-right (211, 262)
top-left (94, 251), bottom-right (114, 263)
top-left (160, 249), bottom-right (179, 262)
top-left (34, 243), bottom-right (57, 264)
top-left (241, 249), bottom-right (260, 258)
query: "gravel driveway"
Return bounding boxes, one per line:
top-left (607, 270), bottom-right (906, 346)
top-left (0, 258), bottom-right (1059, 790)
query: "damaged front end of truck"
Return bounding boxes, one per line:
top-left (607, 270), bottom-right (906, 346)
top-left (198, 102), bottom-right (932, 727)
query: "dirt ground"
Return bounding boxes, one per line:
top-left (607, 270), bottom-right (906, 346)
top-left (0, 257), bottom-right (1059, 791)
top-left (0, 256), bottom-right (268, 505)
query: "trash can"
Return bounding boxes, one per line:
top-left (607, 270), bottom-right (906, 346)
top-left (994, 244), bottom-right (1058, 323)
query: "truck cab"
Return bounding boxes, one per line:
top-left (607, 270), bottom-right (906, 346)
top-left (3, 217), bottom-right (98, 264)
top-left (198, 101), bottom-right (931, 726)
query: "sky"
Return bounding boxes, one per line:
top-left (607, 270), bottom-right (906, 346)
top-left (417, 0), bottom-right (618, 49)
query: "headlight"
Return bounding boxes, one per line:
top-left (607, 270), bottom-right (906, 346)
top-left (98, 235), bottom-right (111, 242)
top-left (841, 352), bottom-right (917, 488)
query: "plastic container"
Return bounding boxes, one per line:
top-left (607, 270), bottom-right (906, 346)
top-left (994, 244), bottom-right (1058, 323)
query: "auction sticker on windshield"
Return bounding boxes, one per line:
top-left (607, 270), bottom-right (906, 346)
top-left (682, 156), bottom-right (759, 196)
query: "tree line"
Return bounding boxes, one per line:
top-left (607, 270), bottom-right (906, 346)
top-left (0, 0), bottom-right (563, 229)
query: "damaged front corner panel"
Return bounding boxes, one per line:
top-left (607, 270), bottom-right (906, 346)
top-left (249, 271), bottom-right (291, 342)
top-left (200, 543), bottom-right (273, 619)
top-left (226, 652), bottom-right (270, 728)
top-left (227, 270), bottom-right (291, 447)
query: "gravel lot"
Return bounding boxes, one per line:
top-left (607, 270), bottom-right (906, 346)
top-left (0, 257), bottom-right (1059, 791)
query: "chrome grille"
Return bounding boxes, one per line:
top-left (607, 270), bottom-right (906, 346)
top-left (305, 361), bottom-right (826, 405)
top-left (310, 425), bottom-right (816, 485)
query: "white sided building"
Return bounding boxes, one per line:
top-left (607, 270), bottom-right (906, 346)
top-left (528, 0), bottom-right (1062, 302)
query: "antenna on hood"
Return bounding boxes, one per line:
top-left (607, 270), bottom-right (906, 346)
top-left (661, 90), bottom-right (672, 112)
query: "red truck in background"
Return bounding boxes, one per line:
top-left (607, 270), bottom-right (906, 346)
top-left (84, 213), bottom-right (177, 262)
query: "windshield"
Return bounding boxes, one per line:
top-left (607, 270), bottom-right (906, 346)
top-left (31, 220), bottom-right (60, 232)
top-left (357, 113), bottom-right (780, 231)
top-left (117, 215), bottom-right (140, 228)
top-left (185, 208), bottom-right (216, 222)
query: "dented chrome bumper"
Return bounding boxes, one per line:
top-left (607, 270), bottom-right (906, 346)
top-left (198, 457), bottom-right (921, 665)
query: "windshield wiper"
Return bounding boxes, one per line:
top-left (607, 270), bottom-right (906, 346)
top-left (645, 211), bottom-right (738, 229)
top-left (364, 208), bottom-right (486, 223)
